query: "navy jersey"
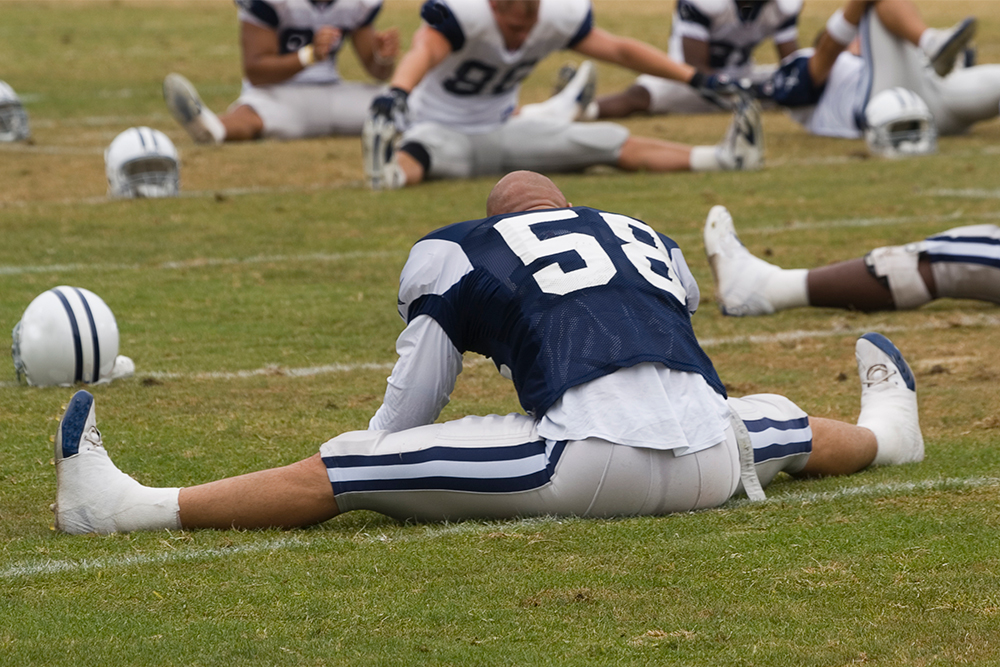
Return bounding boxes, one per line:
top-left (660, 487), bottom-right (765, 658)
top-left (758, 50), bottom-right (825, 107)
top-left (398, 206), bottom-right (726, 418)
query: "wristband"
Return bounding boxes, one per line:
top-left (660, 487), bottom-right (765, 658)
top-left (826, 8), bottom-right (858, 46)
top-left (688, 71), bottom-right (705, 89)
top-left (297, 44), bottom-right (316, 68)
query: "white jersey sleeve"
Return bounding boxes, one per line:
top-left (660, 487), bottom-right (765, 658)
top-left (407, 0), bottom-right (593, 133)
top-left (368, 237), bottom-right (472, 432)
top-left (235, 0), bottom-right (383, 87)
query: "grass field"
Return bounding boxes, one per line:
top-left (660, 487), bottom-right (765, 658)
top-left (2, 1), bottom-right (1000, 665)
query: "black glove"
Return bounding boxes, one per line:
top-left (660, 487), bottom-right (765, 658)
top-left (370, 86), bottom-right (409, 125)
top-left (689, 72), bottom-right (751, 109)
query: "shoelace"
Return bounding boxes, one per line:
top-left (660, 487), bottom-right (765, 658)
top-left (81, 426), bottom-right (104, 449)
top-left (862, 363), bottom-right (897, 386)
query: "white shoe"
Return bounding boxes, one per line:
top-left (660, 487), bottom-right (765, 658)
top-left (717, 95), bottom-right (763, 170)
top-left (855, 333), bottom-right (924, 466)
top-left (53, 390), bottom-right (141, 534)
top-left (924, 17), bottom-right (977, 77)
top-left (519, 61), bottom-right (597, 123)
top-left (163, 73), bottom-right (222, 144)
top-left (556, 60), bottom-right (597, 121)
top-left (362, 113), bottom-right (403, 190)
top-left (703, 205), bottom-right (780, 316)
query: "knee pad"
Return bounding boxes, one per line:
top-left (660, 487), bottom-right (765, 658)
top-left (864, 243), bottom-right (932, 309)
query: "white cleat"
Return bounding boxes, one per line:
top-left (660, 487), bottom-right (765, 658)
top-left (54, 390), bottom-right (141, 534)
top-left (855, 333), bottom-right (924, 466)
top-left (924, 17), bottom-right (977, 77)
top-left (703, 205), bottom-right (780, 316)
top-left (163, 73), bottom-right (222, 145)
top-left (519, 60), bottom-right (597, 123)
top-left (362, 113), bottom-right (403, 191)
top-left (717, 95), bottom-right (763, 171)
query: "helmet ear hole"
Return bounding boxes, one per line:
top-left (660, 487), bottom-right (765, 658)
top-left (12, 287), bottom-right (125, 387)
top-left (864, 87), bottom-right (937, 158)
top-left (106, 127), bottom-right (180, 198)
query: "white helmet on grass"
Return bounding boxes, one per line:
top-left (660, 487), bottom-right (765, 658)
top-left (0, 80), bottom-right (31, 142)
top-left (11, 286), bottom-right (135, 387)
top-left (864, 88), bottom-right (937, 158)
top-left (105, 126), bottom-right (180, 198)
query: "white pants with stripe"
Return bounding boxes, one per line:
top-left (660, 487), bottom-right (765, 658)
top-left (320, 394), bottom-right (811, 522)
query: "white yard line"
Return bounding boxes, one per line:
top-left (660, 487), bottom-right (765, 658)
top-left (0, 249), bottom-right (398, 276)
top-left (3, 475), bottom-right (996, 580)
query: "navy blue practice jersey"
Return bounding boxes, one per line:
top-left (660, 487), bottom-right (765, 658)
top-left (397, 206), bottom-right (726, 418)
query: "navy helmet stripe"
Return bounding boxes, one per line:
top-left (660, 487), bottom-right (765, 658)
top-left (72, 287), bottom-right (101, 383)
top-left (743, 416), bottom-right (810, 433)
top-left (52, 288), bottom-right (84, 383)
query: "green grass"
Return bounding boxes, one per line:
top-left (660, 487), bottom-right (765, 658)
top-left (3, 1), bottom-right (1000, 665)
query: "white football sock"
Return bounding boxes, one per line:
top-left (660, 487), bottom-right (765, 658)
top-left (689, 145), bottom-right (724, 171)
top-left (765, 268), bottom-right (810, 311)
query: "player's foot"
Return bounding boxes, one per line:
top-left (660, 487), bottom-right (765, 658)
top-left (855, 333), bottom-right (923, 466)
top-left (703, 205), bottom-right (782, 316)
top-left (163, 73), bottom-right (224, 144)
top-left (362, 113), bottom-right (404, 190)
top-left (717, 95), bottom-right (763, 170)
top-left (521, 61), bottom-right (597, 122)
top-left (923, 17), bottom-right (977, 77)
top-left (53, 390), bottom-right (142, 534)
top-left (554, 60), bottom-right (597, 121)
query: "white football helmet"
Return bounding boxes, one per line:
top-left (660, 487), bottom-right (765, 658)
top-left (864, 88), bottom-right (937, 158)
top-left (11, 286), bottom-right (135, 387)
top-left (0, 80), bottom-right (31, 142)
top-left (105, 126), bottom-right (180, 198)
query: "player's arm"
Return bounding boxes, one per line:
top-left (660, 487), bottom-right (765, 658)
top-left (368, 315), bottom-right (463, 433)
top-left (808, 0), bottom-right (867, 86)
top-left (776, 38), bottom-right (800, 60)
top-left (351, 25), bottom-right (400, 81)
top-left (240, 21), bottom-right (342, 86)
top-left (681, 36), bottom-right (712, 72)
top-left (369, 24), bottom-right (452, 121)
top-left (387, 24), bottom-right (452, 93)
top-left (572, 27), bottom-right (697, 84)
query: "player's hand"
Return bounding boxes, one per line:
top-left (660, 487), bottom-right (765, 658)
top-left (373, 28), bottom-right (400, 64)
top-left (313, 26), bottom-right (343, 60)
top-left (370, 86), bottom-right (409, 127)
top-left (689, 72), bottom-right (752, 108)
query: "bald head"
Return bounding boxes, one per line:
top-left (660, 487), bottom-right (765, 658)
top-left (486, 171), bottom-right (569, 217)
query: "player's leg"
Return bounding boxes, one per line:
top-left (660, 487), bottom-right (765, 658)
top-left (219, 104), bottom-right (266, 141)
top-left (324, 82), bottom-right (385, 135)
top-left (704, 205), bottom-right (942, 314)
top-left (595, 84), bottom-right (652, 119)
top-left (178, 454), bottom-right (338, 529)
top-left (323, 413), bottom-right (742, 520)
top-left (52, 390), bottom-right (340, 534)
top-left (921, 225), bottom-right (1000, 303)
top-left (621, 97), bottom-right (763, 173)
top-left (733, 333), bottom-right (922, 489)
top-left (931, 65), bottom-right (1000, 135)
top-left (873, 0), bottom-right (976, 77)
top-left (163, 73), bottom-right (229, 144)
top-left (366, 122), bottom-right (473, 189)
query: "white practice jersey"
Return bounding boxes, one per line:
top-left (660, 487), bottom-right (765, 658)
top-left (669, 0), bottom-right (801, 75)
top-left (787, 50), bottom-right (866, 139)
top-left (408, 0), bottom-right (594, 133)
top-left (236, 0), bottom-right (383, 87)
